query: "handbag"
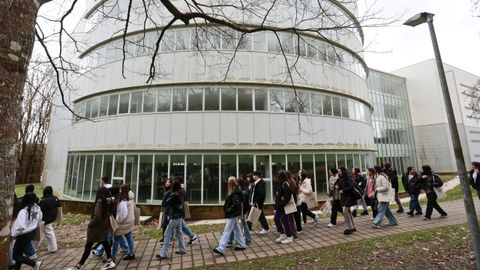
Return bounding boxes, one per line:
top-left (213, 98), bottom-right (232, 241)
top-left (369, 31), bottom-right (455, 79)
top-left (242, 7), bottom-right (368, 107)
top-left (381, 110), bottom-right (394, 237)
top-left (434, 186), bottom-right (446, 199)
top-left (284, 194), bottom-right (297, 214)
top-left (184, 201), bottom-right (191, 219)
top-left (247, 205), bottom-right (262, 223)
top-left (109, 215), bottom-right (118, 232)
top-left (55, 207), bottom-right (64, 223)
top-left (305, 192), bottom-right (318, 209)
top-left (319, 198), bottom-right (332, 216)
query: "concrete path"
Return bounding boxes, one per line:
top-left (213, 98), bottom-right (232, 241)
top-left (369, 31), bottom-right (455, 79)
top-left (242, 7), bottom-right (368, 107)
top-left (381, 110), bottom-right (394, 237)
top-left (31, 196), bottom-right (480, 270)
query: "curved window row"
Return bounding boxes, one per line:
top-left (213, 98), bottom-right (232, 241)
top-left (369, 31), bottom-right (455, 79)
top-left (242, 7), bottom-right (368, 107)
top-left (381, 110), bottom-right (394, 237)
top-left (63, 152), bottom-right (374, 205)
top-left (80, 27), bottom-right (366, 79)
top-left (74, 86), bottom-right (372, 124)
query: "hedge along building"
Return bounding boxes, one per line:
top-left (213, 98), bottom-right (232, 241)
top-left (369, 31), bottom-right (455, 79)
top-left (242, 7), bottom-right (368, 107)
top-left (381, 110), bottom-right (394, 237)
top-left (43, 0), bottom-right (375, 208)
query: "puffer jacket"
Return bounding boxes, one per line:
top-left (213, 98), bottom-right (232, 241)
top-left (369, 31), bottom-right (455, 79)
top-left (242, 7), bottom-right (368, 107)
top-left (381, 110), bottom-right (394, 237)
top-left (224, 187), bottom-right (243, 218)
top-left (298, 178), bottom-right (313, 204)
top-left (337, 175), bottom-right (356, 207)
top-left (39, 194), bottom-right (60, 225)
top-left (115, 200), bottom-right (135, 236)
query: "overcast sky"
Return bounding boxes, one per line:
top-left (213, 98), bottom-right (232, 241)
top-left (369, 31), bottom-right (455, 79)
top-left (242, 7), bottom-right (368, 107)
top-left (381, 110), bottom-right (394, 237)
top-left (360, 0), bottom-right (480, 75)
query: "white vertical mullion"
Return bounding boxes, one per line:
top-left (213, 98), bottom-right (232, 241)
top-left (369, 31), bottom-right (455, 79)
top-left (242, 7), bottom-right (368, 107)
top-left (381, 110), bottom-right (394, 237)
top-left (183, 154), bottom-right (187, 189)
top-left (236, 154), bottom-right (239, 178)
top-left (89, 155), bottom-right (95, 200)
top-left (136, 155), bottom-right (140, 204)
top-left (200, 155), bottom-right (204, 204)
top-left (151, 155), bottom-right (155, 203)
top-left (123, 154), bottom-right (127, 185)
top-left (324, 154), bottom-right (328, 192)
top-left (299, 154), bottom-right (303, 170)
top-left (81, 155), bottom-right (87, 199)
top-left (218, 155), bottom-right (222, 204)
top-left (312, 154), bottom-right (317, 193)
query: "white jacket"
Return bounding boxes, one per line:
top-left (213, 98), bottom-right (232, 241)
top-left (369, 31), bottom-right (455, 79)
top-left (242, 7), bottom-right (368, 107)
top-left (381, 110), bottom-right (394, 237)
top-left (375, 173), bottom-right (392, 202)
top-left (298, 178), bottom-right (313, 203)
top-left (115, 200), bottom-right (134, 236)
top-left (11, 204), bottom-right (42, 238)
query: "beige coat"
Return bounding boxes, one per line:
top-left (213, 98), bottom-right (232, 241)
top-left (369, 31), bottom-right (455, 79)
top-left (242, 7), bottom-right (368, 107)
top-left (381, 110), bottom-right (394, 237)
top-left (298, 178), bottom-right (313, 203)
top-left (375, 173), bottom-right (393, 202)
top-left (115, 200), bottom-right (135, 236)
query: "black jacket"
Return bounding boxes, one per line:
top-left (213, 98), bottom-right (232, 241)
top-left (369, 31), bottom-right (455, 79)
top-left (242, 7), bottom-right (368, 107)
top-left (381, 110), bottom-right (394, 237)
top-left (39, 194), bottom-right (61, 224)
top-left (401, 173), bottom-right (408, 193)
top-left (387, 168), bottom-right (399, 192)
top-left (423, 173), bottom-right (443, 194)
top-left (166, 192), bottom-right (184, 219)
top-left (224, 187), bottom-right (243, 218)
top-left (338, 175), bottom-right (356, 207)
top-left (274, 182), bottom-right (292, 211)
top-left (355, 174), bottom-right (367, 190)
top-left (406, 173), bottom-right (423, 195)
top-left (251, 179), bottom-right (266, 208)
top-left (469, 170), bottom-right (480, 192)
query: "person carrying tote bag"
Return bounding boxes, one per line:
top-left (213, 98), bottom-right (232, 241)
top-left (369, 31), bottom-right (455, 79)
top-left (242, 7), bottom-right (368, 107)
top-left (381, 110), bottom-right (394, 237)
top-left (273, 170), bottom-right (295, 244)
top-left (298, 169), bottom-right (319, 225)
top-left (372, 166), bottom-right (399, 229)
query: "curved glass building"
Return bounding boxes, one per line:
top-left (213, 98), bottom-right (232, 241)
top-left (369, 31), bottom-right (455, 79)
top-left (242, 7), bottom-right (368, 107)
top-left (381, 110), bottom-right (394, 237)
top-left (43, 0), bottom-right (375, 205)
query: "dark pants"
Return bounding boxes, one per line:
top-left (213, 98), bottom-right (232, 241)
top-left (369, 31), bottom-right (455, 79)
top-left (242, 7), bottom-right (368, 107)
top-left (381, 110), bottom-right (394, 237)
top-left (364, 196), bottom-right (378, 218)
top-left (258, 207), bottom-right (269, 230)
top-left (274, 210), bottom-right (294, 237)
top-left (425, 192), bottom-right (447, 218)
top-left (79, 239), bottom-right (111, 265)
top-left (330, 199), bottom-right (343, 225)
top-left (12, 230), bottom-right (36, 270)
top-left (293, 209), bottom-right (302, 232)
top-left (394, 191), bottom-right (404, 211)
top-left (301, 202), bottom-right (316, 223)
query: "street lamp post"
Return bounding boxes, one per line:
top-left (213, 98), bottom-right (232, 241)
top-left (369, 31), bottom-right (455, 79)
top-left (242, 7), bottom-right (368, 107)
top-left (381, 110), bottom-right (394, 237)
top-left (404, 12), bottom-right (480, 269)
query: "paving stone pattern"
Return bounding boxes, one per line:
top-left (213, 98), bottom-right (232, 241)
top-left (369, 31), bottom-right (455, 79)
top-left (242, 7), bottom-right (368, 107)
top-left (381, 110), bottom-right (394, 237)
top-left (30, 199), bottom-right (480, 270)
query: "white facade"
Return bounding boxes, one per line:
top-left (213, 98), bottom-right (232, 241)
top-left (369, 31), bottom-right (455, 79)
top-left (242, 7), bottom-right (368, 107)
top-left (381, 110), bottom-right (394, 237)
top-left (43, 0), bottom-right (375, 204)
top-left (393, 59), bottom-right (480, 172)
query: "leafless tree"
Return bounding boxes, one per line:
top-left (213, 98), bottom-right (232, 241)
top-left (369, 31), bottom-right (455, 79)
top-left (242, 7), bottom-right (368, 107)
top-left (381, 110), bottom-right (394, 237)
top-left (464, 79), bottom-right (480, 121)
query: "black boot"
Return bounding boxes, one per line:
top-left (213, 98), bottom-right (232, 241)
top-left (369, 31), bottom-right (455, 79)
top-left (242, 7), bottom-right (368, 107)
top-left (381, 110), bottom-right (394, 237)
top-left (352, 210), bottom-right (357, 217)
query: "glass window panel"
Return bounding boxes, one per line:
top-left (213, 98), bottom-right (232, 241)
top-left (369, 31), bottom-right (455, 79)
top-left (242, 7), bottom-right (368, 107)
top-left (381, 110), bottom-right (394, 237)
top-left (355, 102), bottom-right (361, 121)
top-left (327, 47), bottom-right (337, 64)
top-left (85, 100), bottom-right (92, 118)
top-left (269, 89), bottom-right (284, 112)
top-left (160, 31), bottom-right (174, 52)
top-left (237, 33), bottom-right (251, 50)
top-left (337, 154), bottom-right (346, 168)
top-left (108, 95), bottom-right (118, 116)
top-left (113, 155), bottom-right (125, 178)
top-left (170, 155), bottom-right (185, 180)
top-left (252, 32), bottom-right (266, 51)
top-left (103, 155), bottom-right (113, 183)
top-left (271, 155), bottom-right (286, 181)
top-left (204, 88), bottom-right (219, 110)
top-left (221, 28), bottom-right (237, 50)
top-left (315, 154), bottom-right (327, 197)
top-left (118, 93), bottom-right (130, 114)
top-left (322, 95), bottom-right (332, 115)
top-left (64, 156), bottom-right (72, 195)
top-left (91, 98), bottom-right (99, 118)
top-left (220, 155), bottom-right (236, 201)
top-left (83, 155), bottom-right (94, 200)
top-left (143, 91), bottom-right (156, 112)
top-left (99, 96), bottom-right (108, 117)
top-left (157, 89), bottom-right (171, 112)
top-left (238, 155), bottom-right (254, 180)
top-left (279, 32), bottom-right (294, 54)
top-left (306, 39), bottom-right (318, 58)
top-left (188, 88), bottom-right (203, 111)
top-left (175, 29), bottom-right (191, 51)
top-left (348, 100), bottom-right (356, 120)
top-left (346, 154), bottom-right (354, 170)
top-left (284, 91), bottom-right (297, 113)
top-left (326, 154), bottom-right (337, 172)
top-left (77, 155), bottom-right (86, 198)
top-left (205, 28), bottom-right (221, 50)
top-left (318, 42), bottom-right (327, 61)
top-left (256, 155), bottom-right (271, 203)
top-left (332, 96), bottom-right (341, 117)
top-left (254, 89), bottom-right (268, 111)
top-left (298, 92), bottom-right (310, 113)
top-left (204, 155), bottom-right (220, 204)
top-left (125, 155), bottom-right (139, 201)
top-left (138, 155), bottom-right (153, 203)
top-left (301, 154), bottom-right (314, 181)
top-left (221, 88), bottom-right (236, 111)
top-left (311, 93), bottom-right (322, 114)
top-left (295, 36), bottom-right (307, 56)
top-left (153, 155), bottom-right (169, 202)
top-left (186, 155), bottom-right (202, 204)
top-left (287, 155), bottom-right (301, 175)
top-left (69, 156), bottom-right (79, 196)
top-left (341, 99), bottom-right (349, 118)
top-left (237, 88), bottom-right (252, 111)
top-left (267, 32), bottom-right (281, 52)
top-left (92, 155), bottom-right (103, 196)
top-left (191, 29), bottom-right (206, 50)
top-left (172, 88), bottom-right (187, 111)
top-left (130, 92), bottom-right (142, 113)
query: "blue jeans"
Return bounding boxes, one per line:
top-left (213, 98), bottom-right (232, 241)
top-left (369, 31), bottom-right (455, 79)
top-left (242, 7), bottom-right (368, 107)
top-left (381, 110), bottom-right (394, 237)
top-left (182, 220), bottom-right (195, 239)
top-left (25, 241), bottom-right (36, 257)
top-left (373, 202), bottom-right (398, 226)
top-left (409, 193), bottom-right (422, 213)
top-left (228, 217), bottom-right (251, 245)
top-left (216, 217), bottom-right (246, 254)
top-left (160, 218), bottom-right (185, 257)
top-left (112, 231), bottom-right (134, 261)
top-left (94, 231), bottom-right (128, 256)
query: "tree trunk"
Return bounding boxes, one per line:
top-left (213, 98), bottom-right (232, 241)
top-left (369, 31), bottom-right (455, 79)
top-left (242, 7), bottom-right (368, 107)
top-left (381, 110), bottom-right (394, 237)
top-left (0, 1), bottom-right (46, 268)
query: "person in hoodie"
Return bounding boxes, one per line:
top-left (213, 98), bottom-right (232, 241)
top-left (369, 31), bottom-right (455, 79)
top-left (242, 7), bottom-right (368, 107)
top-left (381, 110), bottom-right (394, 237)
top-left (421, 165), bottom-right (448, 221)
top-left (11, 192), bottom-right (43, 270)
top-left (35, 186), bottom-right (61, 253)
top-left (213, 176), bottom-right (247, 255)
top-left (111, 185), bottom-right (135, 262)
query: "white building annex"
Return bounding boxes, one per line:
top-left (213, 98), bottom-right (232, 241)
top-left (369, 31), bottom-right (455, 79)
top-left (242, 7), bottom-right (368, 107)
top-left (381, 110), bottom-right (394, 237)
top-left (43, 0), bottom-right (375, 205)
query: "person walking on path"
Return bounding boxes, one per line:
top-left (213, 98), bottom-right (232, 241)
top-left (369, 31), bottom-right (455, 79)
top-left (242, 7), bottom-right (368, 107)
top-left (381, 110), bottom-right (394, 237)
top-left (364, 168), bottom-right (378, 219)
top-left (111, 185), bottom-right (135, 262)
top-left (405, 167), bottom-right (423, 217)
top-left (35, 186), bottom-right (60, 253)
top-left (180, 183), bottom-right (198, 245)
top-left (11, 192), bottom-right (43, 270)
top-left (421, 165), bottom-right (448, 221)
top-left (469, 161), bottom-right (480, 199)
top-left (287, 171), bottom-right (302, 235)
top-left (250, 171), bottom-right (269, 234)
top-left (213, 176), bottom-right (247, 255)
top-left (298, 169), bottom-right (319, 225)
top-left (384, 163), bottom-right (404, 213)
top-left (160, 178), bottom-right (171, 243)
top-left (351, 168), bottom-right (368, 217)
top-left (337, 167), bottom-right (357, 235)
top-left (273, 170), bottom-right (295, 244)
top-left (227, 177), bottom-right (252, 246)
top-left (327, 168), bottom-right (343, 228)
top-left (372, 166), bottom-right (398, 229)
top-left (156, 180), bottom-right (186, 260)
top-left (68, 187), bottom-right (116, 270)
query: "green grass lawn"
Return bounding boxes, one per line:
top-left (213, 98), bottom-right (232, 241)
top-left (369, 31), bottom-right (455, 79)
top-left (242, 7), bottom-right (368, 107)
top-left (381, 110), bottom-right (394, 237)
top-left (15, 182), bottom-right (43, 198)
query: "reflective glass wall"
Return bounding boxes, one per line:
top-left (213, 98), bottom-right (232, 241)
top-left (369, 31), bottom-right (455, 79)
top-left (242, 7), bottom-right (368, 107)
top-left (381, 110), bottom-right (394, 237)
top-left (64, 152), bottom-right (374, 205)
top-left (368, 70), bottom-right (417, 173)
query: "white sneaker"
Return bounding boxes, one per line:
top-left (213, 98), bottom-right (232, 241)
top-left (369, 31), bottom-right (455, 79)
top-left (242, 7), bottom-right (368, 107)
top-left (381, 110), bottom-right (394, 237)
top-left (101, 260), bottom-right (116, 270)
top-left (33, 261), bottom-right (42, 270)
top-left (327, 223), bottom-right (335, 228)
top-left (281, 237), bottom-right (294, 244)
top-left (28, 253), bottom-right (38, 260)
top-left (275, 234), bottom-right (287, 243)
top-left (259, 229), bottom-right (269, 235)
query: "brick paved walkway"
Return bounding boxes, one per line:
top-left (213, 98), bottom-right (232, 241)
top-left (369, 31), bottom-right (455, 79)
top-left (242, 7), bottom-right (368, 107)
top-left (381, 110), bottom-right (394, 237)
top-left (31, 199), bottom-right (480, 270)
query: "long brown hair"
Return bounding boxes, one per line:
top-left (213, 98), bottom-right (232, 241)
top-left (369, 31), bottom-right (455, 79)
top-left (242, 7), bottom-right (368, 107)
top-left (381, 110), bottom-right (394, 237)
top-left (119, 185), bottom-right (130, 201)
top-left (285, 170), bottom-right (299, 194)
top-left (227, 176), bottom-right (237, 195)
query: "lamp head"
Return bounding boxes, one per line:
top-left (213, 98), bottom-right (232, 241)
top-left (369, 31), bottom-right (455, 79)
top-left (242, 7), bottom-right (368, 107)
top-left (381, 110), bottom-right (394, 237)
top-left (403, 12), bottom-right (435, 27)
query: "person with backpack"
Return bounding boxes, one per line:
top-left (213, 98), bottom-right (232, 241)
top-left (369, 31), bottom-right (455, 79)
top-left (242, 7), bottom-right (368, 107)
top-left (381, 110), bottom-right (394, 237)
top-left (372, 166), bottom-right (398, 229)
top-left (351, 168), bottom-right (368, 217)
top-left (422, 165), bottom-right (448, 220)
top-left (227, 177), bottom-right (252, 246)
top-left (337, 167), bottom-right (357, 235)
top-left (384, 163), bottom-right (404, 213)
top-left (213, 176), bottom-right (247, 255)
top-left (298, 169), bottom-right (319, 225)
top-left (405, 167), bottom-right (423, 216)
top-left (273, 170), bottom-right (295, 244)
top-left (36, 186), bottom-right (61, 253)
top-left (11, 192), bottom-right (43, 270)
top-left (327, 168), bottom-right (343, 228)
